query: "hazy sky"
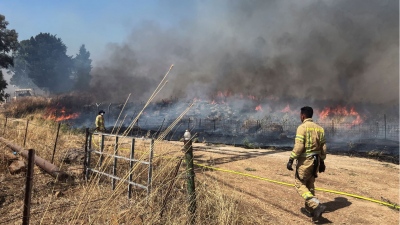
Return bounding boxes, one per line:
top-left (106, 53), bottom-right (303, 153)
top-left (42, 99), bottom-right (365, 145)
top-left (0, 0), bottom-right (195, 62)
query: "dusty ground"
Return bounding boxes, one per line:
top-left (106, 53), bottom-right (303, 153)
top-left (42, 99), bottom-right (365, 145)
top-left (189, 142), bottom-right (400, 224)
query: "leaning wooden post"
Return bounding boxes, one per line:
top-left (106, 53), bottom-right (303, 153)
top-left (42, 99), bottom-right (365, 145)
top-left (23, 119), bottom-right (29, 147)
top-left (22, 149), bottom-right (35, 225)
top-left (183, 130), bottom-right (196, 224)
top-left (51, 123), bottom-right (61, 163)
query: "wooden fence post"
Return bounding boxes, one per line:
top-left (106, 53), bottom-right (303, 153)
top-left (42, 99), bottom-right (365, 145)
top-left (84, 128), bottom-right (90, 181)
top-left (22, 149), bottom-right (35, 225)
top-left (99, 134), bottom-right (105, 166)
top-left (23, 120), bottom-right (29, 147)
top-left (51, 123), bottom-right (61, 163)
top-left (183, 131), bottom-right (196, 224)
top-left (3, 116), bottom-right (7, 135)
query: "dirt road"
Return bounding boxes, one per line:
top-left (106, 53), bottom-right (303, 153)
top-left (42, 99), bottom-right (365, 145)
top-left (191, 142), bottom-right (399, 224)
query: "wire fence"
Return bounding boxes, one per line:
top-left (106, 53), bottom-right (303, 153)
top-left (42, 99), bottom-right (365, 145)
top-left (129, 116), bottom-right (399, 143)
top-left (0, 117), bottom-right (69, 167)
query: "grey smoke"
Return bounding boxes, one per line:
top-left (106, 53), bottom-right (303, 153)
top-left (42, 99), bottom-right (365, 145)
top-left (91, 0), bottom-right (399, 106)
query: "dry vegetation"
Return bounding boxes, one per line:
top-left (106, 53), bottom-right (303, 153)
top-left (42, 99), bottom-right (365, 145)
top-left (0, 97), bottom-right (249, 225)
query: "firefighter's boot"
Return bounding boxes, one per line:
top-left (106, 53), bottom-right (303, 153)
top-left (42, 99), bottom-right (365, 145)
top-left (312, 204), bottom-right (326, 221)
top-left (304, 202), bottom-right (314, 217)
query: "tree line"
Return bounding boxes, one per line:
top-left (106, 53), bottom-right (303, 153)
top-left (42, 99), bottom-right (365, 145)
top-left (0, 14), bottom-right (92, 100)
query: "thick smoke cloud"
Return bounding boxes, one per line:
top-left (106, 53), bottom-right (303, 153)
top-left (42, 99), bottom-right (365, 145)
top-left (91, 0), bottom-right (399, 106)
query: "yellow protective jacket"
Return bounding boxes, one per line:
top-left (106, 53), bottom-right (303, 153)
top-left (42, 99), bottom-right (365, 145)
top-left (95, 115), bottom-right (105, 131)
top-left (290, 118), bottom-right (327, 160)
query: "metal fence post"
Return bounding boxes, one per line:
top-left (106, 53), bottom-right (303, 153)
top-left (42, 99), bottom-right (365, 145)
top-left (155, 118), bottom-right (165, 138)
top-left (51, 123), bottom-right (61, 163)
top-left (108, 103), bottom-right (111, 125)
top-left (23, 119), bottom-right (29, 147)
top-left (384, 114), bottom-right (387, 140)
top-left (128, 138), bottom-right (135, 199)
top-left (112, 136), bottom-right (118, 190)
top-left (213, 120), bottom-right (216, 131)
top-left (147, 139), bottom-right (154, 196)
top-left (136, 118), bottom-right (140, 136)
top-left (22, 149), bottom-right (35, 225)
top-left (183, 131), bottom-right (196, 224)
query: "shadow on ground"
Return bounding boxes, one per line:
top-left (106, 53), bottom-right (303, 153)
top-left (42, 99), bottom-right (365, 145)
top-left (324, 197), bottom-right (352, 213)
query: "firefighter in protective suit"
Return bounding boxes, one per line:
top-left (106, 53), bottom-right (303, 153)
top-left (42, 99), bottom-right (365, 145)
top-left (286, 106), bottom-right (327, 221)
top-left (95, 110), bottom-right (106, 132)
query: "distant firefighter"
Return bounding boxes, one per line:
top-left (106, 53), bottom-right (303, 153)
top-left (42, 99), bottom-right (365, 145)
top-left (96, 110), bottom-right (106, 132)
top-left (286, 106), bottom-right (327, 221)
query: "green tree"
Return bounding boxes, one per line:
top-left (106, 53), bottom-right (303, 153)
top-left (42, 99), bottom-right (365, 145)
top-left (0, 14), bottom-right (18, 101)
top-left (11, 33), bottom-right (73, 93)
top-left (73, 44), bottom-right (92, 91)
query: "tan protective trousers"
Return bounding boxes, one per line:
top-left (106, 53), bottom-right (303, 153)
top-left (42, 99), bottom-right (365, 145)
top-left (295, 157), bottom-right (320, 210)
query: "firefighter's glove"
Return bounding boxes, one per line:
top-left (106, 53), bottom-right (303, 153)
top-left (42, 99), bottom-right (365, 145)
top-left (286, 158), bottom-right (294, 171)
top-left (319, 160), bottom-right (326, 173)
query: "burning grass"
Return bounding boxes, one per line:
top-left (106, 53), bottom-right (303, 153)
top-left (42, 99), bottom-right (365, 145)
top-left (3, 94), bottom-right (92, 120)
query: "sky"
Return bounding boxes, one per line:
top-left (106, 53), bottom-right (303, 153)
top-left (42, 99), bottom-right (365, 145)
top-left (0, 0), bottom-right (195, 62)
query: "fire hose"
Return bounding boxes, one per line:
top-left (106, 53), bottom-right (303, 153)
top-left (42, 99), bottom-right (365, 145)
top-left (194, 163), bottom-right (400, 210)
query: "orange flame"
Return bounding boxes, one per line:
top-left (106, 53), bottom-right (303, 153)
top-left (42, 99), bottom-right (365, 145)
top-left (281, 104), bottom-right (292, 113)
top-left (46, 107), bottom-right (80, 122)
top-left (52, 113), bottom-right (80, 122)
top-left (255, 104), bottom-right (263, 111)
top-left (318, 106), bottom-right (363, 125)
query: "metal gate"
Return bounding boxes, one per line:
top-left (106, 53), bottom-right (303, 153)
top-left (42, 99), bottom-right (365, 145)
top-left (84, 129), bottom-right (154, 198)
